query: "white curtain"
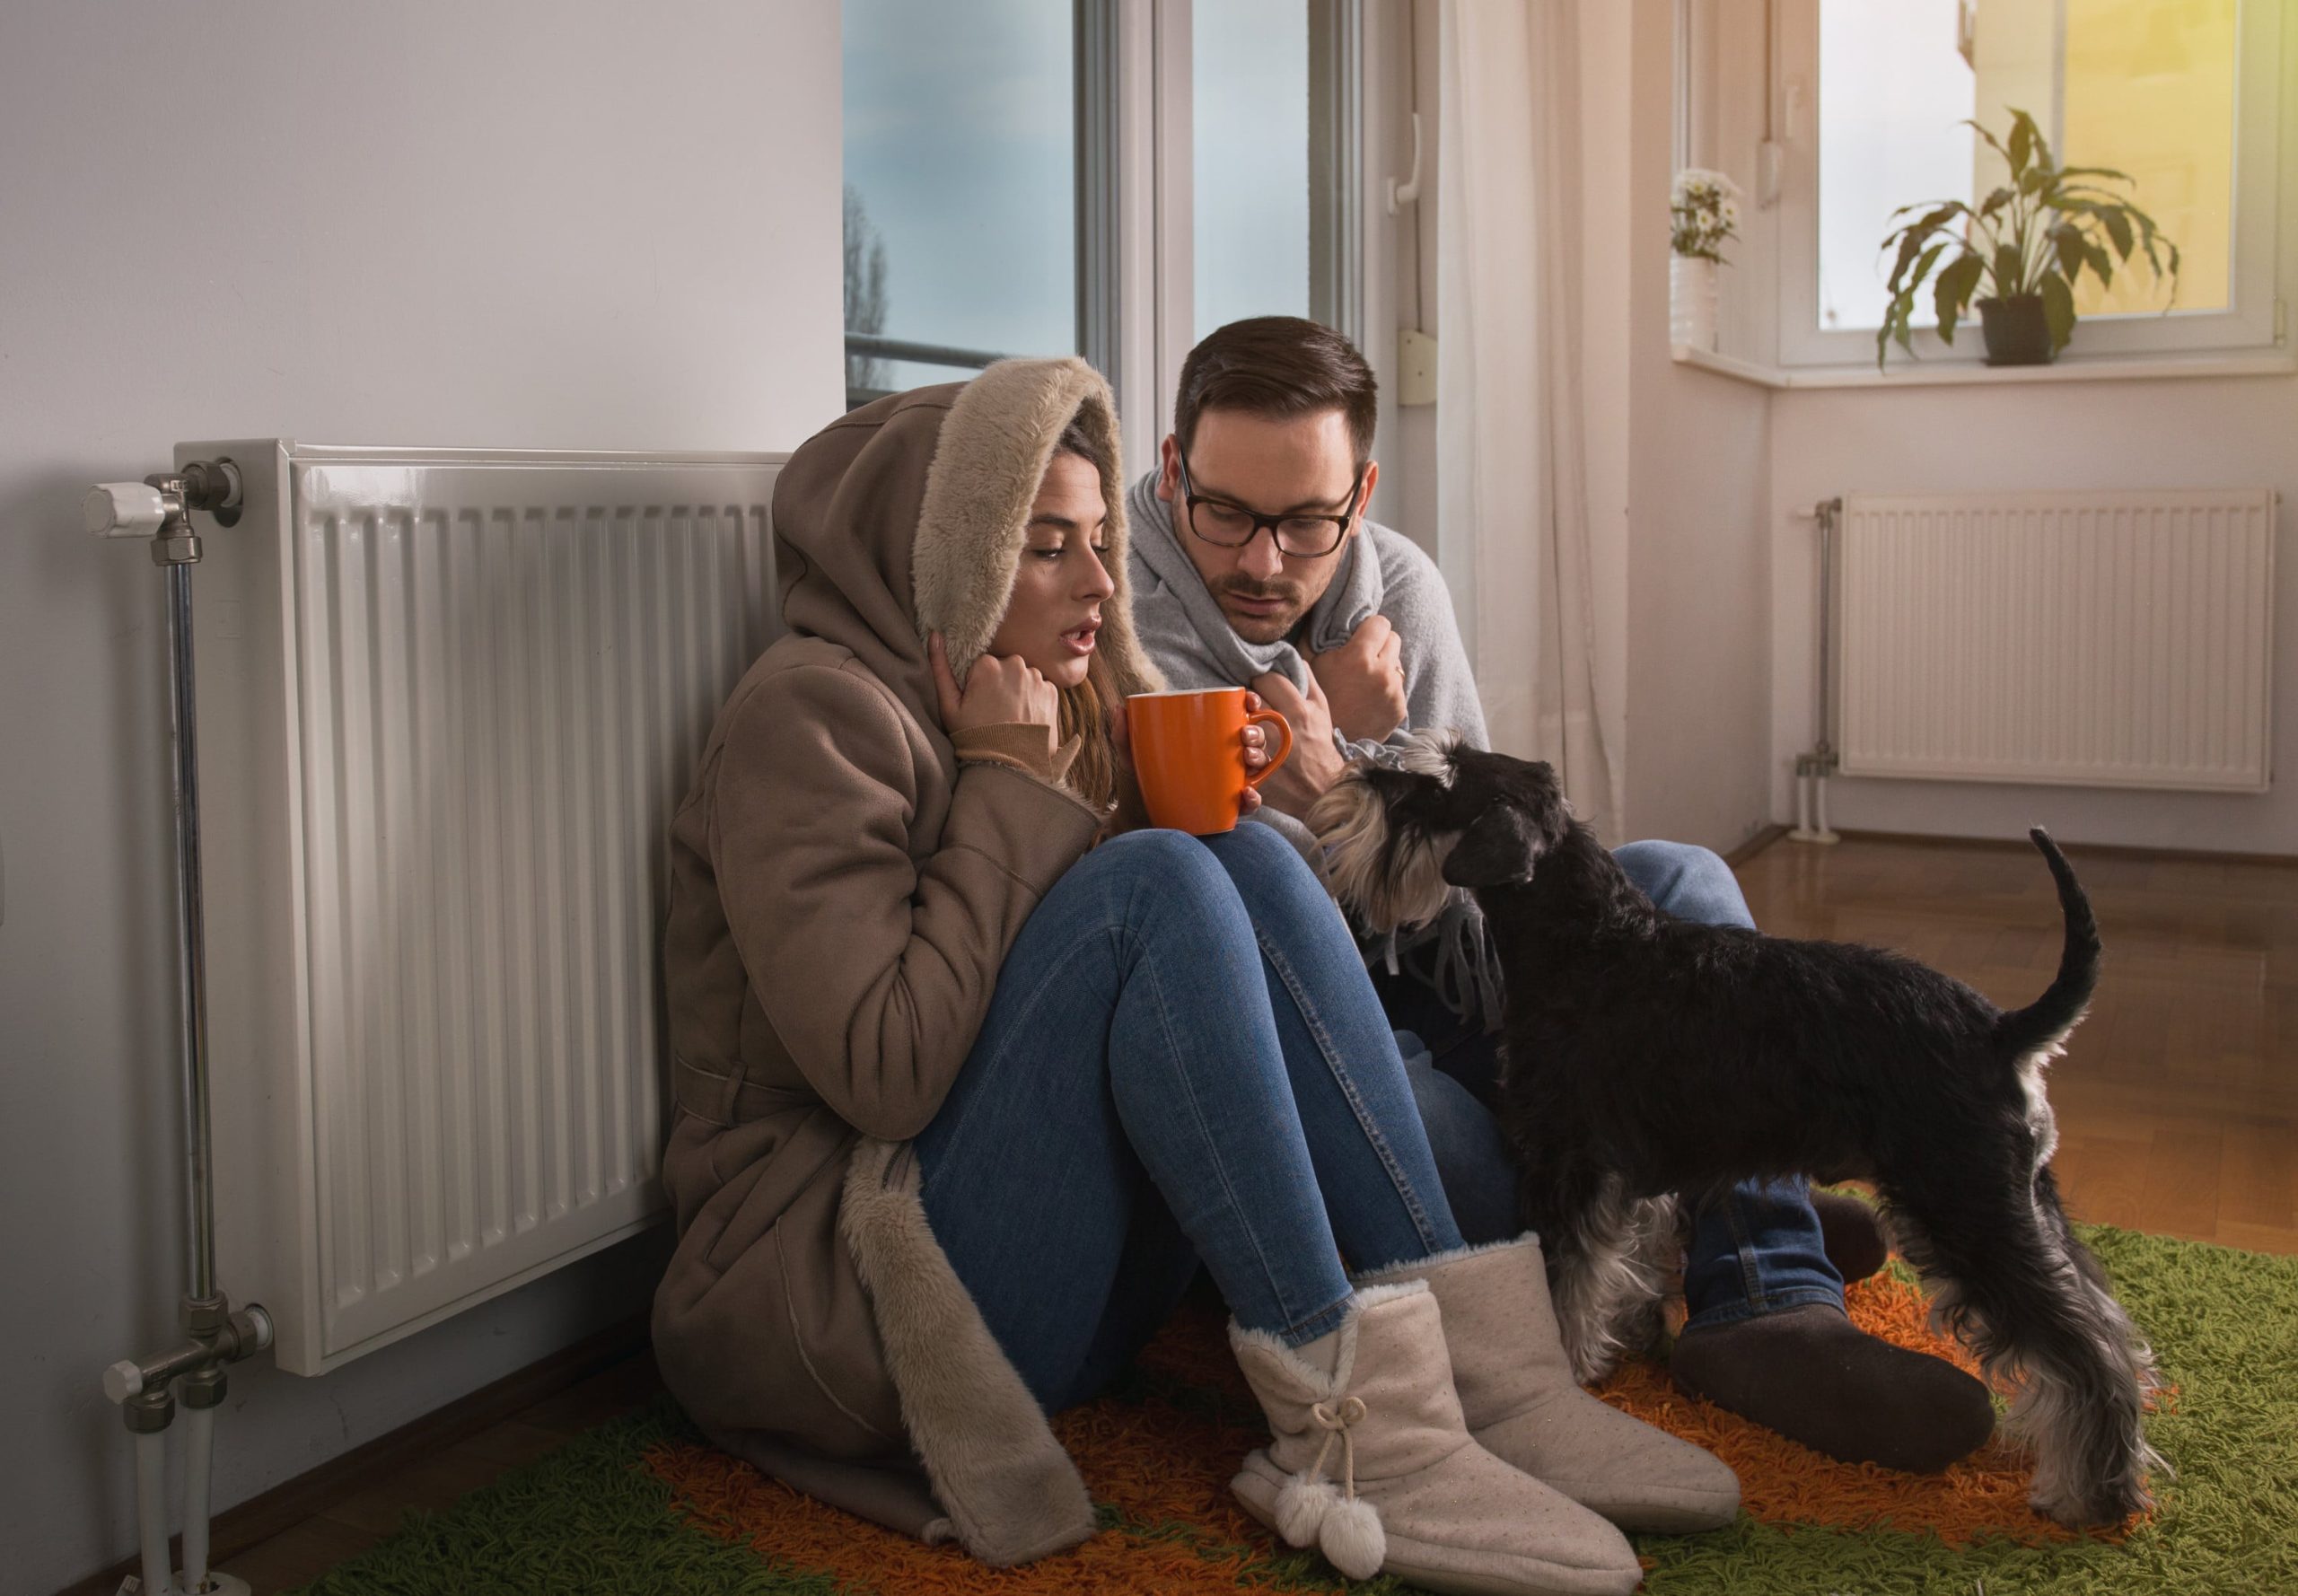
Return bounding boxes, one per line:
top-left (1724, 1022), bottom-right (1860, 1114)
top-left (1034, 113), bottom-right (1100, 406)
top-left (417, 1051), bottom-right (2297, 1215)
top-left (1435, 0), bottom-right (1623, 837)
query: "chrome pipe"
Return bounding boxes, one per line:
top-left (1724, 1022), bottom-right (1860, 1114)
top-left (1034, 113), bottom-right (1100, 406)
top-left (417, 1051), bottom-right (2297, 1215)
top-left (1812, 496), bottom-right (1840, 773)
top-left (163, 557), bottom-right (217, 1306)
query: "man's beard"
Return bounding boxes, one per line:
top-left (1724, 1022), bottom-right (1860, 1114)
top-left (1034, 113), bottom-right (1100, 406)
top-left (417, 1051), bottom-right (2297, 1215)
top-left (1214, 574), bottom-right (1310, 644)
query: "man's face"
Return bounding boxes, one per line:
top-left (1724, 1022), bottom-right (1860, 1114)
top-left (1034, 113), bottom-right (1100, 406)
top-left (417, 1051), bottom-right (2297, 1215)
top-left (1157, 408), bottom-right (1379, 645)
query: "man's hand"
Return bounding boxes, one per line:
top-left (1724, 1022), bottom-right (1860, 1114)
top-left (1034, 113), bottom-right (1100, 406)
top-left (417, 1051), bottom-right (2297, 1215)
top-left (932, 633), bottom-right (1058, 734)
top-left (1308, 615), bottom-right (1408, 743)
top-left (1250, 669), bottom-right (1346, 818)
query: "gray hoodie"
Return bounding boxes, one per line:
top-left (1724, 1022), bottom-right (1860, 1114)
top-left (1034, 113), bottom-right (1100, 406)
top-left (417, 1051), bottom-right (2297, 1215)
top-left (1126, 470), bottom-right (1504, 1030)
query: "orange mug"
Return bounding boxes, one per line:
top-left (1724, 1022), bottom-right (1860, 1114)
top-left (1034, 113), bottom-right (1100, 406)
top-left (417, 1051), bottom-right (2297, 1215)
top-left (1125, 688), bottom-right (1294, 835)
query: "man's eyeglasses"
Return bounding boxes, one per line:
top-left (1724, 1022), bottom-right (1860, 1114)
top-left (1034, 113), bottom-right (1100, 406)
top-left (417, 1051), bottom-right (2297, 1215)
top-left (1176, 451), bottom-right (1364, 558)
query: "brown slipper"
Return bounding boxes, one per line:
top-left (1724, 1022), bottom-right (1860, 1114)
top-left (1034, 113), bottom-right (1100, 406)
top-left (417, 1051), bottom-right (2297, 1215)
top-left (1670, 1303), bottom-right (1995, 1473)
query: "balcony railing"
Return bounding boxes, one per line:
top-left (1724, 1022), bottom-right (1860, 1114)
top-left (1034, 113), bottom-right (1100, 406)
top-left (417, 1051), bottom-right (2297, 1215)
top-left (845, 333), bottom-right (1017, 408)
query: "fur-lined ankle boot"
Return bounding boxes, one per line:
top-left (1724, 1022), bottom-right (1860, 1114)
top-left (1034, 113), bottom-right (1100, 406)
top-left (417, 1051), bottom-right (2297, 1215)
top-left (1229, 1281), bottom-right (1643, 1596)
top-left (1356, 1237), bottom-right (1741, 1533)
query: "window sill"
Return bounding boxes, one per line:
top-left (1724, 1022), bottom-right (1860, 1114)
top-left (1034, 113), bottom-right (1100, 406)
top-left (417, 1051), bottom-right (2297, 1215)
top-left (1671, 343), bottom-right (2297, 390)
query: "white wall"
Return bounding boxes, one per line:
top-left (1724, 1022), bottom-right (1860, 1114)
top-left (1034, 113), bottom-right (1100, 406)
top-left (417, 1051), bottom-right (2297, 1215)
top-left (1766, 35), bottom-right (2298, 855)
top-left (0, 4), bottom-right (842, 1591)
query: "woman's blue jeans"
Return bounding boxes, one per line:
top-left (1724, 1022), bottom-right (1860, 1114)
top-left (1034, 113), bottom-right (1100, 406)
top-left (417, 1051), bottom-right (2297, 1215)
top-left (914, 823), bottom-right (1466, 1413)
top-left (1381, 841), bottom-right (1844, 1333)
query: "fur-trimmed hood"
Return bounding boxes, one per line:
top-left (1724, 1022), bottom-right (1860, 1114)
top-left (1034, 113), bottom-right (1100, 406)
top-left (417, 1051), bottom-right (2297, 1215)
top-left (771, 357), bottom-right (1162, 727)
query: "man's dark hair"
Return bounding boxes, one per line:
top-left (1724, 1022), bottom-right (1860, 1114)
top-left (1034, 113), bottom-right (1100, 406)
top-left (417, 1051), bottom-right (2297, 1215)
top-left (1173, 316), bottom-right (1379, 467)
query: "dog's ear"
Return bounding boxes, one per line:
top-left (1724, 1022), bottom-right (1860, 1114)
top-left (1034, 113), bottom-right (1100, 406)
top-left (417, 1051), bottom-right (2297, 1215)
top-left (1442, 805), bottom-right (1538, 888)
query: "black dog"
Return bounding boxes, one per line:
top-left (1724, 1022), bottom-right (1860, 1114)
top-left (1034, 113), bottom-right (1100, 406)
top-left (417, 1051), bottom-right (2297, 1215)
top-left (1310, 733), bottom-right (2163, 1528)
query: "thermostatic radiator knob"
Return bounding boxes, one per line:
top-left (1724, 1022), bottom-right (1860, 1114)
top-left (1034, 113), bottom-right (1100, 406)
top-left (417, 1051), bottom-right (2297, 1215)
top-left (83, 482), bottom-right (168, 538)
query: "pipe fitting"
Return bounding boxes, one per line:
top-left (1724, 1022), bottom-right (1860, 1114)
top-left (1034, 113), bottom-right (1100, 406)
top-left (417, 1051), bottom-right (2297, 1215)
top-left (180, 1364), bottom-right (229, 1410)
top-left (180, 457), bottom-right (242, 518)
top-left (184, 1294), bottom-right (229, 1341)
top-left (105, 1302), bottom-right (272, 1406)
top-left (124, 1387), bottom-right (176, 1434)
top-left (152, 531), bottom-right (204, 566)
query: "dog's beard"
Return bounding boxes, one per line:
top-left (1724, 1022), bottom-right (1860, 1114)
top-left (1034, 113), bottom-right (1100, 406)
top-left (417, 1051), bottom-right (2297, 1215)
top-left (1309, 772), bottom-right (1459, 933)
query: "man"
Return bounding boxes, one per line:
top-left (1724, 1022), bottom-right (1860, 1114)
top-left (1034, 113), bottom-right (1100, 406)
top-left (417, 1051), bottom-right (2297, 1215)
top-left (1127, 316), bottom-right (1995, 1474)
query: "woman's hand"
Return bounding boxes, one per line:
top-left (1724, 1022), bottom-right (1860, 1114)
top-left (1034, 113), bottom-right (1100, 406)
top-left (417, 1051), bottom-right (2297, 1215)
top-left (932, 633), bottom-right (1058, 734)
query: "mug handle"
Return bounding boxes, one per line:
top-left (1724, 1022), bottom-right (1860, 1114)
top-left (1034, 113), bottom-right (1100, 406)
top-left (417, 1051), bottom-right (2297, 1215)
top-left (1242, 707), bottom-right (1294, 789)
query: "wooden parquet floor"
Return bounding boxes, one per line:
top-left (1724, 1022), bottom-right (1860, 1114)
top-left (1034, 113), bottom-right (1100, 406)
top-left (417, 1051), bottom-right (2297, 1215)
top-left (1735, 833), bottom-right (2298, 1257)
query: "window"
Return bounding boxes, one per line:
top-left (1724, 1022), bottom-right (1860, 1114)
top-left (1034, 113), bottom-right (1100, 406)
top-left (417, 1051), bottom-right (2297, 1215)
top-left (1192, 1), bottom-right (1361, 343)
top-left (1778, 0), bottom-right (2280, 365)
top-left (1816, 0), bottom-right (1977, 332)
top-left (843, 1), bottom-right (1367, 427)
top-left (840, 0), bottom-right (1101, 405)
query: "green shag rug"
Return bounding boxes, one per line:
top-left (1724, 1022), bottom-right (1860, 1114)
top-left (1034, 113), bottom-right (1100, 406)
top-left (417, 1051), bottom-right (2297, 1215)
top-left (289, 1225), bottom-right (2298, 1595)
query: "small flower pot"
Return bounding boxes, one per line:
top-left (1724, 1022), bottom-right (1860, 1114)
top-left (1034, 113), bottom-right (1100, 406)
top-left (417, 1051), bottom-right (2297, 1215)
top-left (1978, 295), bottom-right (2054, 366)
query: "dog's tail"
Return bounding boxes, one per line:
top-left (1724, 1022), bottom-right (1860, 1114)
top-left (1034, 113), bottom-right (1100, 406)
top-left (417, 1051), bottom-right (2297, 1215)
top-left (1995, 828), bottom-right (2101, 1061)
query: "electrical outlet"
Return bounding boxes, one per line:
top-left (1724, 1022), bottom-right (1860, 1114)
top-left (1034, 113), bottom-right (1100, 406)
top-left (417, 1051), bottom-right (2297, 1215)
top-left (1399, 328), bottom-right (1437, 407)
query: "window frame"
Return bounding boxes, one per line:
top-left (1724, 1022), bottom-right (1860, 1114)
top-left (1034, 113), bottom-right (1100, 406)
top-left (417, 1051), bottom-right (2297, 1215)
top-left (1773, 0), bottom-right (2284, 369)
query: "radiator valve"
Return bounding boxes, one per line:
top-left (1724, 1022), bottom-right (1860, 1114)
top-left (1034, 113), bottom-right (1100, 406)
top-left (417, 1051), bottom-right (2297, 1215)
top-left (84, 460), bottom-right (242, 566)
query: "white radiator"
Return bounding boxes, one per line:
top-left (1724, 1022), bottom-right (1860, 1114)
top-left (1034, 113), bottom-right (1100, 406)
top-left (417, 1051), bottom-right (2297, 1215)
top-left (1833, 489), bottom-right (2277, 793)
top-left (182, 442), bottom-right (784, 1374)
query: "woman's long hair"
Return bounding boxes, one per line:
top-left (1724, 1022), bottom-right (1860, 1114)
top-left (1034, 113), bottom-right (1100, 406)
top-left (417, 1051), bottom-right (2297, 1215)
top-left (1050, 417), bottom-right (1120, 811)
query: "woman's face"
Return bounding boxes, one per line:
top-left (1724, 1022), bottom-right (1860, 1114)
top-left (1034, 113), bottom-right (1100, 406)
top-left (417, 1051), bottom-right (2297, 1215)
top-left (986, 451), bottom-right (1116, 690)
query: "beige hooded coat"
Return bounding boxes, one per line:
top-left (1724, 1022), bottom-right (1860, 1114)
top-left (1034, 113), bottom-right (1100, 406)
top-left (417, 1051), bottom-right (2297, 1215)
top-left (652, 359), bottom-right (1163, 1565)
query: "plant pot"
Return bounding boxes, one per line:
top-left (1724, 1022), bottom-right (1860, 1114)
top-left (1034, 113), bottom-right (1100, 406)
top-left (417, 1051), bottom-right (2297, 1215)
top-left (1978, 295), bottom-right (2054, 365)
top-left (1671, 254), bottom-right (1719, 351)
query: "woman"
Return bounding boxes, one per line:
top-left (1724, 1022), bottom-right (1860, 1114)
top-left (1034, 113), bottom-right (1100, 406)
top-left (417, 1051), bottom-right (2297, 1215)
top-left (653, 359), bottom-right (1732, 1596)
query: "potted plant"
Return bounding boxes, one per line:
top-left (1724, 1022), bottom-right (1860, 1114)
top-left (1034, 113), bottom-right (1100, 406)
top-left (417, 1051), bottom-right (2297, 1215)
top-left (1876, 109), bottom-right (2178, 369)
top-left (1671, 168), bottom-right (1741, 352)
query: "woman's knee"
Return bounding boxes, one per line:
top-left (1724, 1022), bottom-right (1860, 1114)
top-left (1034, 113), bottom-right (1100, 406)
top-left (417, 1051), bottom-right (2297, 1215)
top-left (1081, 827), bottom-right (1224, 893)
top-left (1074, 829), bottom-right (1248, 934)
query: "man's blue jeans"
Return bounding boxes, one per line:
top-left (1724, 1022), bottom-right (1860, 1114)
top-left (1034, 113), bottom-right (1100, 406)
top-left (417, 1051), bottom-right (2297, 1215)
top-left (914, 823), bottom-right (1466, 1413)
top-left (1381, 841), bottom-right (1844, 1333)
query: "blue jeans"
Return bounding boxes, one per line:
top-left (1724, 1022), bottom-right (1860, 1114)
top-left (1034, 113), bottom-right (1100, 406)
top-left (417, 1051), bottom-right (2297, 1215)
top-left (914, 823), bottom-right (1467, 1412)
top-left (1377, 841), bottom-right (1844, 1332)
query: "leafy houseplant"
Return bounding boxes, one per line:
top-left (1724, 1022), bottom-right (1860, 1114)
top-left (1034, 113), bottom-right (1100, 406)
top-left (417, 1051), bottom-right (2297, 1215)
top-left (1876, 109), bottom-right (2179, 369)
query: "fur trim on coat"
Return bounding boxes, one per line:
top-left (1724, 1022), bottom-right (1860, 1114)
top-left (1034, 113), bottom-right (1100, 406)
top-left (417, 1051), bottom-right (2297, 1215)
top-left (839, 1138), bottom-right (1098, 1563)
